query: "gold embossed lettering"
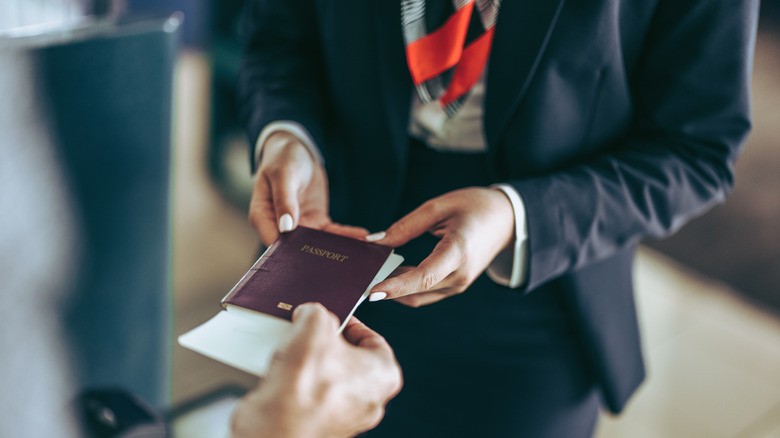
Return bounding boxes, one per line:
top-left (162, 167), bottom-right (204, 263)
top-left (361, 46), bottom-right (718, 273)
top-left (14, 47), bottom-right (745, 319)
top-left (299, 243), bottom-right (350, 262)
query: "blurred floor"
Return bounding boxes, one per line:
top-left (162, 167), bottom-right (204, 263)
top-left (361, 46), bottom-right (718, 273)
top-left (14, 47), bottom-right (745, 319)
top-left (596, 250), bottom-right (780, 438)
top-left (169, 26), bottom-right (780, 437)
top-left (170, 53), bottom-right (259, 407)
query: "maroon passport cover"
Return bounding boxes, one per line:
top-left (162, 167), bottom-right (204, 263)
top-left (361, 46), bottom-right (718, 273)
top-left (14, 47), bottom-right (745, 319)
top-left (222, 226), bottom-right (394, 323)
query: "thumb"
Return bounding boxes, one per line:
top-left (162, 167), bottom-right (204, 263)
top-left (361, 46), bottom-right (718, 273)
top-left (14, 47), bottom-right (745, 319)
top-left (269, 303), bottom-right (338, 370)
top-left (291, 302), bottom-right (339, 333)
top-left (366, 201), bottom-right (442, 247)
top-left (269, 167), bottom-right (304, 234)
top-left (369, 235), bottom-right (461, 301)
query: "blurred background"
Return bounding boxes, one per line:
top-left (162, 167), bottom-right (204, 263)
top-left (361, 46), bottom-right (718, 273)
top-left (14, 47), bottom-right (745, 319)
top-left (0, 1), bottom-right (778, 437)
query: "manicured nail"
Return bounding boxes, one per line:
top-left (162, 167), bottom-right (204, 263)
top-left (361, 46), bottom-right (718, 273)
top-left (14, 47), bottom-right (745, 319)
top-left (365, 231), bottom-right (386, 242)
top-left (369, 292), bottom-right (387, 302)
top-left (279, 214), bottom-right (294, 233)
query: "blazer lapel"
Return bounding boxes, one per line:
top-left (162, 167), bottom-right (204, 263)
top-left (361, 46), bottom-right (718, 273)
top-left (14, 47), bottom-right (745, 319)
top-left (485, 0), bottom-right (567, 149)
top-left (371, 0), bottom-right (414, 166)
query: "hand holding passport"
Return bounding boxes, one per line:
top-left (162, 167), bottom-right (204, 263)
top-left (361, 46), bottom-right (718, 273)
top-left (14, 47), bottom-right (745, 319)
top-left (231, 302), bottom-right (403, 438)
top-left (178, 226), bottom-right (403, 375)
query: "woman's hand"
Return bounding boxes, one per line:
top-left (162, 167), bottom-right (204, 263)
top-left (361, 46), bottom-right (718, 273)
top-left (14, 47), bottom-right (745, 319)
top-left (367, 187), bottom-right (515, 307)
top-left (249, 131), bottom-right (368, 246)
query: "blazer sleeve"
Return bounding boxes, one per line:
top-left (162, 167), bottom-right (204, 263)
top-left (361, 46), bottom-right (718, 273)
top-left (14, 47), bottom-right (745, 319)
top-left (508, 0), bottom-right (759, 292)
top-left (238, 0), bottom-right (328, 173)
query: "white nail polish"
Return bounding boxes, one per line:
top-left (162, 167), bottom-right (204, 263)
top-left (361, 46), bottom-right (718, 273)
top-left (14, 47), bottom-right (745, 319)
top-left (369, 292), bottom-right (387, 302)
top-left (279, 214), bottom-right (294, 233)
top-left (365, 231), bottom-right (386, 242)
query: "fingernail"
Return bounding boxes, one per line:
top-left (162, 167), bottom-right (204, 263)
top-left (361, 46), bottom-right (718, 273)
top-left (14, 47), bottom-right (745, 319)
top-left (279, 214), bottom-right (294, 233)
top-left (365, 231), bottom-right (386, 242)
top-left (369, 292), bottom-right (387, 302)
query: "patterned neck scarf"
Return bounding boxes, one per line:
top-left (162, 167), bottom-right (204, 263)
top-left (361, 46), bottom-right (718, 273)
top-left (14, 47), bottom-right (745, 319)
top-left (402, 0), bottom-right (502, 116)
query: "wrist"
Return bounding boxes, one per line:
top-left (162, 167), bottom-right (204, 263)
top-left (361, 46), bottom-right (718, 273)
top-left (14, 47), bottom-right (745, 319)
top-left (232, 385), bottom-right (323, 438)
top-left (259, 133), bottom-right (316, 173)
top-left (253, 122), bottom-right (324, 173)
top-left (263, 131), bottom-right (305, 158)
top-left (486, 187), bottom-right (516, 251)
top-left (487, 184), bottom-right (529, 288)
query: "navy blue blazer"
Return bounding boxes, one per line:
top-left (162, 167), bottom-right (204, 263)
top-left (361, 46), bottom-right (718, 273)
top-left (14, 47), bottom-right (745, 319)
top-left (238, 0), bottom-right (758, 413)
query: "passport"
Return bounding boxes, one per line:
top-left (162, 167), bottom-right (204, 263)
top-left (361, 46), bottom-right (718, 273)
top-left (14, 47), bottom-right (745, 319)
top-left (178, 226), bottom-right (404, 376)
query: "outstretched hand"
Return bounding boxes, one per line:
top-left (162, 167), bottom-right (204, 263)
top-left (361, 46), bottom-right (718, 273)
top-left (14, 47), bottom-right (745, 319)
top-left (367, 187), bottom-right (515, 307)
top-left (231, 303), bottom-right (402, 438)
top-left (249, 131), bottom-right (368, 246)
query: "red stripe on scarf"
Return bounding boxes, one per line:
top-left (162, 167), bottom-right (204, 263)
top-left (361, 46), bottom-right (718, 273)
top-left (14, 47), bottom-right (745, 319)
top-left (439, 27), bottom-right (494, 107)
top-left (405, 2), bottom-right (475, 85)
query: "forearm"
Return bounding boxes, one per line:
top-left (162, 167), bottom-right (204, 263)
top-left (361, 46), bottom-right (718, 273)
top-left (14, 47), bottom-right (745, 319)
top-left (510, 0), bottom-right (758, 292)
top-left (238, 0), bottom-right (329, 173)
